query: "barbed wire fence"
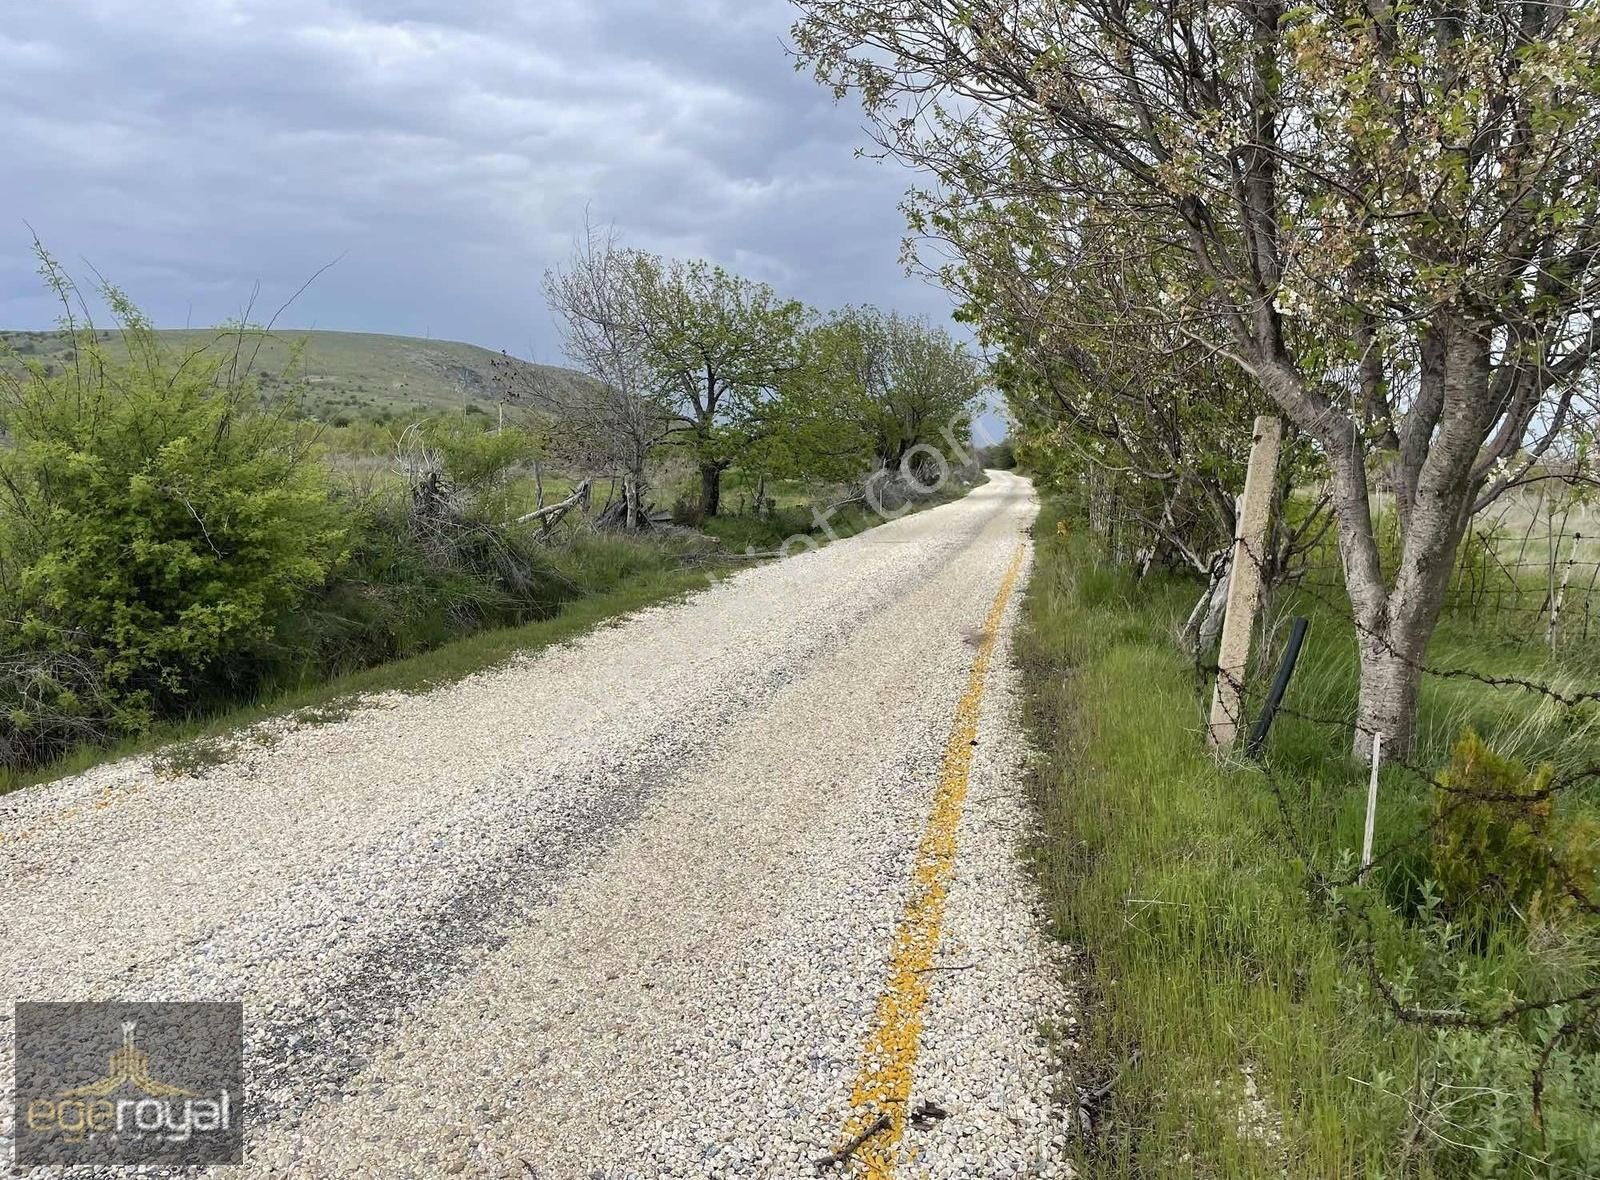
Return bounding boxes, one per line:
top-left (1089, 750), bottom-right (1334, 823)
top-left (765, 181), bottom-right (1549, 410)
top-left (1052, 441), bottom-right (1600, 1161)
top-left (1191, 517), bottom-right (1600, 1163)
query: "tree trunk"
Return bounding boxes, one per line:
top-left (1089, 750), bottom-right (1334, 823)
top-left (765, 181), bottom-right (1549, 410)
top-left (623, 468), bottom-right (644, 530)
top-left (1340, 320), bottom-right (1486, 760)
top-left (1353, 626), bottom-right (1425, 760)
top-left (699, 462), bottom-right (723, 518)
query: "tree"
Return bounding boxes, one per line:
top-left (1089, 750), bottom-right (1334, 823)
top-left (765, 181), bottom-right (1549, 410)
top-left (526, 225), bottom-right (670, 530)
top-left (629, 255), bottom-right (807, 518)
top-left (794, 306), bottom-right (985, 477)
top-left (948, 198), bottom-right (1252, 570)
top-left (794, 0), bottom-right (1600, 755)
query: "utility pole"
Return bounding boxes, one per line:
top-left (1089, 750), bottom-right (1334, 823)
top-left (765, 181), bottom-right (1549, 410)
top-left (1207, 415), bottom-right (1282, 752)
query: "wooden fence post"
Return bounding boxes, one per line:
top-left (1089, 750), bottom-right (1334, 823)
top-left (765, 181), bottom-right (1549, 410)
top-left (1207, 415), bottom-right (1283, 752)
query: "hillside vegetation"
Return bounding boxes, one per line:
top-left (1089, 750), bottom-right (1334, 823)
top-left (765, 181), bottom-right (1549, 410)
top-left (0, 327), bottom-right (587, 421)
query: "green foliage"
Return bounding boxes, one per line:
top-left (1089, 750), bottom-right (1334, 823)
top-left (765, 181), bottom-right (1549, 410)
top-left (786, 305), bottom-right (983, 479)
top-left (977, 439), bottom-right (1015, 469)
top-left (1017, 508), bottom-right (1370, 1175)
top-left (420, 414), bottom-right (542, 521)
top-left (1422, 1019), bottom-right (1600, 1176)
top-left (427, 416), bottom-right (538, 487)
top-left (0, 265), bottom-right (344, 761)
top-left (1430, 732), bottom-right (1600, 931)
top-left (627, 252), bottom-right (807, 510)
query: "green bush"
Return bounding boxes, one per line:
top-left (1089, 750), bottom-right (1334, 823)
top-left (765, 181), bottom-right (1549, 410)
top-left (291, 500), bottom-right (558, 675)
top-left (0, 276), bottom-right (344, 764)
top-left (1429, 731), bottom-right (1600, 931)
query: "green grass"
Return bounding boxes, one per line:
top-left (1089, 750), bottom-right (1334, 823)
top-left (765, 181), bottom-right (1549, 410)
top-left (1016, 501), bottom-right (1600, 1177)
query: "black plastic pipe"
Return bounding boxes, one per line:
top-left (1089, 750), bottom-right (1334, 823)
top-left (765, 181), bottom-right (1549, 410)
top-left (1246, 616), bottom-right (1309, 760)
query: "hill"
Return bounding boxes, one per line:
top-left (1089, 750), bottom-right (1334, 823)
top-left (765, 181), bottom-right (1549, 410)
top-left (0, 328), bottom-right (585, 420)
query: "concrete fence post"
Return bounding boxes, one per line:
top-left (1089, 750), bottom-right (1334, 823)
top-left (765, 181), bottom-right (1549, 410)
top-left (1207, 415), bottom-right (1283, 752)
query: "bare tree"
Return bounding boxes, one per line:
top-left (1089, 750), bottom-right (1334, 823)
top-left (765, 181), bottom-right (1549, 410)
top-left (506, 225), bottom-right (670, 531)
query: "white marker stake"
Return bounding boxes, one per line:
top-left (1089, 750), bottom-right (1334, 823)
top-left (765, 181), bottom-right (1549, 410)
top-left (1360, 731), bottom-right (1383, 883)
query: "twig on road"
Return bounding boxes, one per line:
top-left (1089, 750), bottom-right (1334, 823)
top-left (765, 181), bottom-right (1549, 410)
top-left (813, 1112), bottom-right (892, 1171)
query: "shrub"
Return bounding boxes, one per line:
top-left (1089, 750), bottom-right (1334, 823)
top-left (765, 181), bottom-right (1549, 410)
top-left (421, 414), bottom-right (539, 521)
top-left (0, 267), bottom-right (344, 764)
top-left (1428, 731), bottom-right (1600, 930)
top-left (290, 499), bottom-right (564, 675)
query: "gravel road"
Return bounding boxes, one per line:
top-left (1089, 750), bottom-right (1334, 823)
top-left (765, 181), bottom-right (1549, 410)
top-left (1, 470), bottom-right (1073, 1178)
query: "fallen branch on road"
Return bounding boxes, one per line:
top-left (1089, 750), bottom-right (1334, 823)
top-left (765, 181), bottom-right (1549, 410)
top-left (812, 1112), bottom-right (892, 1171)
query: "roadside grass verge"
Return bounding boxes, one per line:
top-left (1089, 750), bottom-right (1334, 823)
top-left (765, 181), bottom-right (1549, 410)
top-left (1016, 500), bottom-right (1600, 1177)
top-left (2, 477), bottom-right (983, 796)
top-left (0, 545), bottom-right (709, 795)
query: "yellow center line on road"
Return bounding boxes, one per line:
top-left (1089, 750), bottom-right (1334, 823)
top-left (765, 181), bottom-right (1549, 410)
top-left (830, 541), bottom-right (1027, 1177)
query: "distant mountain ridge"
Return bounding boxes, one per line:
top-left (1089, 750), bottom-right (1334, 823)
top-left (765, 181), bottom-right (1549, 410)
top-left (0, 328), bottom-right (586, 418)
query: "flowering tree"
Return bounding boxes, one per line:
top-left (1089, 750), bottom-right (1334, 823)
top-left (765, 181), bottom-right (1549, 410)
top-left (794, 0), bottom-right (1600, 754)
top-left (943, 193), bottom-right (1269, 573)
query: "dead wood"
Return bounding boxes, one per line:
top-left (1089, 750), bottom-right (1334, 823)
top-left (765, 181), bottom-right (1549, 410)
top-left (812, 1112), bottom-right (892, 1170)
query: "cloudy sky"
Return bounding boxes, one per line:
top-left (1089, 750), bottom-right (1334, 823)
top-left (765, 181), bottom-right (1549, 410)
top-left (0, 0), bottom-right (964, 368)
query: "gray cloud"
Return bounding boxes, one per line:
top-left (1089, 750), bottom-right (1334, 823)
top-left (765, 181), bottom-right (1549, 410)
top-left (0, 0), bottom-right (964, 372)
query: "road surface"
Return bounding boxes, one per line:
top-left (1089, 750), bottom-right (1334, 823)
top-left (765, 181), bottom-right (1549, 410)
top-left (1, 470), bottom-right (1072, 1178)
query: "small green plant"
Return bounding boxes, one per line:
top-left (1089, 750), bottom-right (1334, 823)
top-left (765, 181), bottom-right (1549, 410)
top-left (151, 738), bottom-right (235, 779)
top-left (1428, 731), bottom-right (1600, 930)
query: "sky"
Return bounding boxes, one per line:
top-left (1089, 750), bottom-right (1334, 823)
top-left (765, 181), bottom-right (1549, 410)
top-left (0, 1), bottom-right (983, 390)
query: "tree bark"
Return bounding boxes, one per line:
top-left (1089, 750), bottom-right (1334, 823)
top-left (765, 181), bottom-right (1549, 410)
top-left (1353, 628), bottom-right (1425, 760)
top-left (1342, 321), bottom-right (1487, 759)
top-left (623, 467), bottom-right (644, 530)
top-left (698, 461), bottom-right (724, 518)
